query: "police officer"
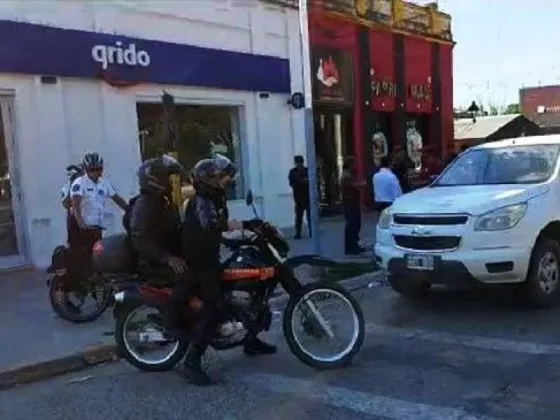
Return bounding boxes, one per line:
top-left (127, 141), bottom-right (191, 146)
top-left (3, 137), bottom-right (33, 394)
top-left (61, 164), bottom-right (83, 245)
top-left (179, 154), bottom-right (276, 386)
top-left (127, 154), bottom-right (187, 287)
top-left (70, 152), bottom-right (128, 280)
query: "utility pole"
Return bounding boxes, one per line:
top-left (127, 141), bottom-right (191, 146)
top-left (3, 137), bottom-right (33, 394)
top-left (298, 0), bottom-right (321, 255)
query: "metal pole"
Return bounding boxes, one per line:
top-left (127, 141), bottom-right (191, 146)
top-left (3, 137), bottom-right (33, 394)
top-left (298, 0), bottom-right (321, 255)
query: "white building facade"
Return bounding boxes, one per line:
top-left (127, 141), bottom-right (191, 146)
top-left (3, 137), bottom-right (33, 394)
top-left (0, 0), bottom-right (306, 269)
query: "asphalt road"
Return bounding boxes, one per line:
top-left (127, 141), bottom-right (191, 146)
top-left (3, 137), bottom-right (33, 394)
top-left (3, 280), bottom-right (560, 420)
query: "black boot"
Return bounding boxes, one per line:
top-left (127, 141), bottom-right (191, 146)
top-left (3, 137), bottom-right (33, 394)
top-left (243, 335), bottom-right (277, 356)
top-left (182, 346), bottom-right (214, 386)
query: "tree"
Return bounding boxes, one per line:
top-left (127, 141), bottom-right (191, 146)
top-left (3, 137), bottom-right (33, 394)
top-left (503, 103), bottom-right (520, 114)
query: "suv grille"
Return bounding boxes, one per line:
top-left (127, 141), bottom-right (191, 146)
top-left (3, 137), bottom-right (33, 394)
top-left (394, 235), bottom-right (461, 251)
top-left (393, 215), bottom-right (468, 225)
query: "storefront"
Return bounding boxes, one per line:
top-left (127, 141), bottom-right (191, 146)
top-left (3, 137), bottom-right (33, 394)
top-left (309, 1), bottom-right (454, 210)
top-left (0, 3), bottom-right (304, 269)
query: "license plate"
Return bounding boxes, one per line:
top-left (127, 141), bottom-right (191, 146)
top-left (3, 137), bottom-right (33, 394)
top-left (405, 254), bottom-right (435, 271)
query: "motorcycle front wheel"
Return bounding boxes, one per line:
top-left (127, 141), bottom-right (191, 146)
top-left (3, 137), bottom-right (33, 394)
top-left (283, 282), bottom-right (365, 370)
top-left (114, 301), bottom-right (189, 372)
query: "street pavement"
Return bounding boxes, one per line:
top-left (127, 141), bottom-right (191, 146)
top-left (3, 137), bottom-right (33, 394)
top-left (0, 215), bottom-right (377, 373)
top-left (4, 282), bottom-right (560, 419)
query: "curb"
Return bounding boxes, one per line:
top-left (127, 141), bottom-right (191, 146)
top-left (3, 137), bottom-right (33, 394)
top-left (0, 344), bottom-right (118, 391)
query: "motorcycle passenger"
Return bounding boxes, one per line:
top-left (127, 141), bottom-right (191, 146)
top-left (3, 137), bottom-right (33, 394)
top-left (127, 155), bottom-right (187, 289)
top-left (61, 164), bottom-right (84, 245)
top-left (178, 154), bottom-right (277, 386)
top-left (70, 152), bottom-right (129, 283)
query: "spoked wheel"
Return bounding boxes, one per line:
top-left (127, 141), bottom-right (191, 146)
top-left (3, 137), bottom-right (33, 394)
top-left (48, 272), bottom-right (112, 323)
top-left (114, 302), bottom-right (189, 372)
top-left (283, 282), bottom-right (365, 370)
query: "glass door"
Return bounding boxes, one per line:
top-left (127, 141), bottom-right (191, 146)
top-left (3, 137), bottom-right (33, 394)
top-left (0, 97), bottom-right (27, 268)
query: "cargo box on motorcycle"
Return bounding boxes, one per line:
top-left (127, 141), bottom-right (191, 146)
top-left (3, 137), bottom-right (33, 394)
top-left (92, 233), bottom-right (136, 274)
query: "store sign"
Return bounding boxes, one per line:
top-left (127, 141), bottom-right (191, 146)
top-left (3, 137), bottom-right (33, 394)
top-left (0, 19), bottom-right (290, 93)
top-left (407, 83), bottom-right (432, 102)
top-left (371, 79), bottom-right (396, 97)
top-left (91, 42), bottom-right (151, 70)
top-left (311, 47), bottom-right (353, 103)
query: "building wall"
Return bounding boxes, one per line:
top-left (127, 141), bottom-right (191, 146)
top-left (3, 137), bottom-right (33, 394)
top-left (0, 0), bottom-right (305, 267)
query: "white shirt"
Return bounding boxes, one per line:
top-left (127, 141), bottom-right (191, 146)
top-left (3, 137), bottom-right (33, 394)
top-left (373, 167), bottom-right (402, 203)
top-left (70, 175), bottom-right (116, 227)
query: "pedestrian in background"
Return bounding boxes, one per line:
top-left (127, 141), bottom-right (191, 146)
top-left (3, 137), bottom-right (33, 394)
top-left (373, 156), bottom-right (402, 213)
top-left (340, 157), bottom-right (366, 255)
top-left (288, 155), bottom-right (311, 239)
top-left (391, 146), bottom-right (412, 193)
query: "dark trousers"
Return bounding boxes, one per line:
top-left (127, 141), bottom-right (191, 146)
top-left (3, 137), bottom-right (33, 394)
top-left (344, 205), bottom-right (362, 253)
top-left (374, 201), bottom-right (392, 213)
top-left (294, 200), bottom-right (311, 237)
top-left (68, 227), bottom-right (102, 284)
top-left (170, 259), bottom-right (223, 350)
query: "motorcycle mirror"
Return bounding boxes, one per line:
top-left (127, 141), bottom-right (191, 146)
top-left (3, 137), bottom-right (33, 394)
top-left (245, 190), bottom-right (254, 206)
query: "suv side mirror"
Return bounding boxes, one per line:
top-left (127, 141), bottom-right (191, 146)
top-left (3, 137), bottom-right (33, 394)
top-left (245, 190), bottom-right (254, 206)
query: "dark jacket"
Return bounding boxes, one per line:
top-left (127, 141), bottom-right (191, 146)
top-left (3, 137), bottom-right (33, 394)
top-left (288, 166), bottom-right (309, 204)
top-left (182, 183), bottom-right (229, 265)
top-left (127, 192), bottom-right (182, 266)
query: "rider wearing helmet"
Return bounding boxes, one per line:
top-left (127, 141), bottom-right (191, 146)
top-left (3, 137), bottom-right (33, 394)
top-left (178, 154), bottom-right (276, 386)
top-left (127, 155), bottom-right (187, 278)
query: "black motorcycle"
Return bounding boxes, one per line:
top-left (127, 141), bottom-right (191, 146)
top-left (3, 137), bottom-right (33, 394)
top-left (106, 190), bottom-right (365, 371)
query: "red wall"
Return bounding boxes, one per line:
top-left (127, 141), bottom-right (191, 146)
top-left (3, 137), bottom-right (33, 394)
top-left (404, 37), bottom-right (432, 114)
top-left (439, 44), bottom-right (453, 155)
top-left (308, 12), bottom-right (365, 179)
top-left (370, 30), bottom-right (396, 112)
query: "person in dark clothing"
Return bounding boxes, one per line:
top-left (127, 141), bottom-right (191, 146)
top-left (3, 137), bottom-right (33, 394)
top-left (391, 146), bottom-right (412, 193)
top-left (288, 155), bottom-right (311, 239)
top-left (340, 157), bottom-right (366, 255)
top-left (61, 164), bottom-right (84, 245)
top-left (180, 154), bottom-right (277, 386)
top-left (127, 154), bottom-right (187, 287)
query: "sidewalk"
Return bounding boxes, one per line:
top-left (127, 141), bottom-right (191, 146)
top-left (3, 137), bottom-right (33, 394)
top-left (0, 216), bottom-right (378, 386)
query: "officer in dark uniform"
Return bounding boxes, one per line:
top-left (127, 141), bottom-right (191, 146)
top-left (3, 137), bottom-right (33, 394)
top-left (179, 154), bottom-right (277, 386)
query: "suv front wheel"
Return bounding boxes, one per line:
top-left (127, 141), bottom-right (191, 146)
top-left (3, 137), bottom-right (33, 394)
top-left (524, 238), bottom-right (560, 308)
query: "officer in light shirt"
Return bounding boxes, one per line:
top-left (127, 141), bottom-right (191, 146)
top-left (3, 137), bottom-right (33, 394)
top-left (70, 152), bottom-right (128, 279)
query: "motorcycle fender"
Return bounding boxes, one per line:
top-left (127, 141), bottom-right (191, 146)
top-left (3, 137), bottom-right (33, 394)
top-left (284, 254), bottom-right (339, 269)
top-left (112, 288), bottom-right (143, 319)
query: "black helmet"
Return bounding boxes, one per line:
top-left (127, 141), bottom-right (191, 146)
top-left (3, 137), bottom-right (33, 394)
top-left (138, 155), bottom-right (185, 194)
top-left (82, 152), bottom-right (104, 171)
top-left (66, 164), bottom-right (83, 182)
top-left (192, 154), bottom-right (237, 186)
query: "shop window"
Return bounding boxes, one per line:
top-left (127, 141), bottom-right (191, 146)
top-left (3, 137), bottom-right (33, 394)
top-left (136, 103), bottom-right (244, 200)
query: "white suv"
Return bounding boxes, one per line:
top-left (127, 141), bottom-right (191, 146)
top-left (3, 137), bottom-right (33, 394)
top-left (374, 136), bottom-right (560, 307)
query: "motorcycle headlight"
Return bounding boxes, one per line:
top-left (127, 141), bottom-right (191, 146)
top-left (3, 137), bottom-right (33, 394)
top-left (474, 203), bottom-right (527, 232)
top-left (377, 208), bottom-right (392, 230)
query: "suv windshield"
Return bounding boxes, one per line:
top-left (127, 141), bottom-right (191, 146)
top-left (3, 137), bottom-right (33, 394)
top-left (435, 145), bottom-right (560, 186)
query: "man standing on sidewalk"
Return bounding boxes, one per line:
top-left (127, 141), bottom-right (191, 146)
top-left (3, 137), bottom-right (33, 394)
top-left (288, 155), bottom-right (311, 239)
top-left (340, 157), bottom-right (366, 255)
top-left (373, 156), bottom-right (402, 213)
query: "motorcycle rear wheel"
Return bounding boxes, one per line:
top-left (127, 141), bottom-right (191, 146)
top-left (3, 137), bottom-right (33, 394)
top-left (48, 273), bottom-right (112, 324)
top-left (114, 302), bottom-right (189, 372)
top-left (283, 282), bottom-right (365, 370)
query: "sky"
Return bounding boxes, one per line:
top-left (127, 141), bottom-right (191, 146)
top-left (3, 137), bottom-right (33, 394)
top-left (419, 0), bottom-right (560, 109)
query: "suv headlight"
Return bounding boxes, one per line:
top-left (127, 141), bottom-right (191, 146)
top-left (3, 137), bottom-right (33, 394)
top-left (377, 208), bottom-right (392, 229)
top-left (474, 203), bottom-right (527, 231)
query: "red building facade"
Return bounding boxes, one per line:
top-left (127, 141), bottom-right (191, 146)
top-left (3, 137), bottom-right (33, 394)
top-left (308, 4), bottom-right (454, 211)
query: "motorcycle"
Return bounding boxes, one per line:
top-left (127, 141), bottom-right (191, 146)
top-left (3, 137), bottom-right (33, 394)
top-left (108, 190), bottom-right (365, 372)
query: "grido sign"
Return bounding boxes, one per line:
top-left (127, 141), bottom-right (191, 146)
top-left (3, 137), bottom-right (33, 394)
top-left (0, 19), bottom-right (290, 93)
top-left (91, 42), bottom-right (151, 70)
